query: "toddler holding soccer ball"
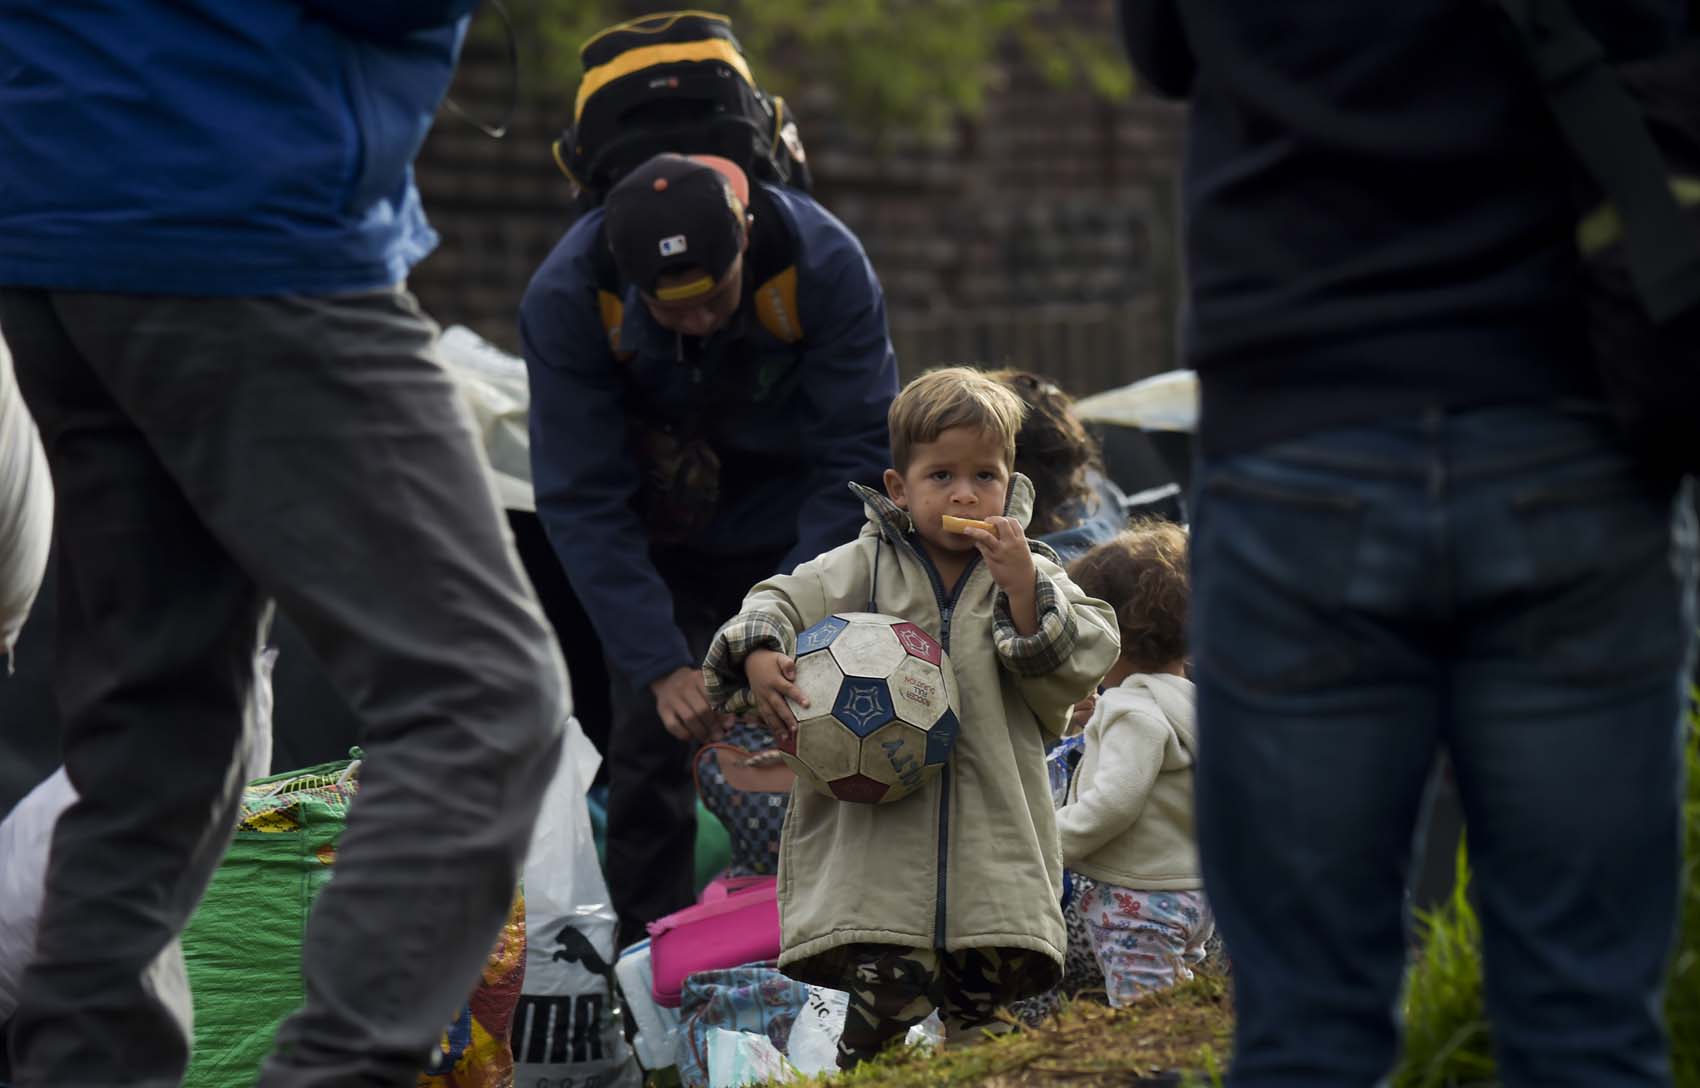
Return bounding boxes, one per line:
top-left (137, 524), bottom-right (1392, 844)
top-left (702, 367), bottom-right (1120, 1069)
top-left (1059, 523), bottom-right (1214, 1006)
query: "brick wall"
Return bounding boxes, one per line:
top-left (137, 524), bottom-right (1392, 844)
top-left (409, 5), bottom-right (1186, 398)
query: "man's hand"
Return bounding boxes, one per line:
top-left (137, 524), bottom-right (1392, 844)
top-left (747, 648), bottom-right (809, 741)
top-left (961, 515), bottom-right (1039, 634)
top-left (650, 666), bottom-right (725, 743)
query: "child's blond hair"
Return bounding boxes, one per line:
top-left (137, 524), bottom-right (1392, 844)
top-left (888, 367), bottom-right (1027, 472)
top-left (1068, 521), bottom-right (1190, 673)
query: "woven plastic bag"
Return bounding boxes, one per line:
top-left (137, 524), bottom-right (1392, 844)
top-left (181, 753), bottom-right (526, 1088)
top-left (419, 892), bottom-right (527, 1088)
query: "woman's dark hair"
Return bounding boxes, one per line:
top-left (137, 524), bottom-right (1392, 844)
top-left (1068, 521), bottom-right (1189, 673)
top-left (988, 369), bottom-right (1102, 535)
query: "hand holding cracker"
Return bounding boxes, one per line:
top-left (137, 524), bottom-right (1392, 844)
top-left (954, 515), bottom-right (1037, 604)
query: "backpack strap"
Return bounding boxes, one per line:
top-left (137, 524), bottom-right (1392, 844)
top-left (588, 236), bottom-right (636, 363)
top-left (744, 185), bottom-right (804, 344)
top-left (1494, 0), bottom-right (1700, 323)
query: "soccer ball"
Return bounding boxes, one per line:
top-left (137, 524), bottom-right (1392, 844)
top-left (778, 612), bottom-right (961, 804)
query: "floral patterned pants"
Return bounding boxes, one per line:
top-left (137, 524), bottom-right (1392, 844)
top-left (1077, 884), bottom-right (1214, 1006)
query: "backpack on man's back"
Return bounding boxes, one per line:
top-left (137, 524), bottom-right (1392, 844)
top-left (1496, 0), bottom-right (1700, 479)
top-left (553, 11), bottom-right (810, 209)
top-left (554, 12), bottom-right (813, 363)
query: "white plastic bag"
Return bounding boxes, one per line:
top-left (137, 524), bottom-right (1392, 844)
top-left (613, 937), bottom-right (683, 1070)
top-left (904, 1011), bottom-right (945, 1051)
top-left (437, 325), bottom-right (535, 513)
top-left (0, 767), bottom-right (75, 1020)
top-left (0, 330), bottom-right (53, 665)
top-left (784, 986), bottom-right (848, 1076)
top-left (706, 1028), bottom-right (796, 1088)
top-left (1072, 368), bottom-right (1200, 434)
top-left (514, 717), bottom-right (641, 1088)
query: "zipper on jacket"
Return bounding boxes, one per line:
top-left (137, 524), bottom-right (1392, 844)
top-left (884, 527), bottom-right (977, 950)
top-left (930, 577), bottom-right (974, 950)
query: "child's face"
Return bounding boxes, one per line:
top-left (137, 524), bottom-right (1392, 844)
top-left (883, 425), bottom-right (1012, 559)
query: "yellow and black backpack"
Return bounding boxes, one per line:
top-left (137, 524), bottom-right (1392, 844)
top-left (553, 10), bottom-right (811, 208)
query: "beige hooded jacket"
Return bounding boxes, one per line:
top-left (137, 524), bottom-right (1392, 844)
top-left (703, 476), bottom-right (1120, 991)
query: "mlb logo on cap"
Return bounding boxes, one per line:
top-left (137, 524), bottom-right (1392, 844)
top-left (605, 155), bottom-right (748, 296)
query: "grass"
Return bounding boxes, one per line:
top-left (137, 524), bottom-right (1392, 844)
top-left (793, 974), bottom-right (1233, 1088)
top-left (1672, 707), bottom-right (1700, 1086)
top-left (1391, 843), bottom-right (1496, 1088)
top-left (1394, 706), bottom-right (1700, 1088)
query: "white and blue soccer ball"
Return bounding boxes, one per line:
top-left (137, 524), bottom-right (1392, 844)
top-left (779, 612), bottom-right (961, 804)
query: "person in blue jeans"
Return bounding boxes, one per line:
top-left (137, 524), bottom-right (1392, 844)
top-left (1119, 2), bottom-right (1697, 1085)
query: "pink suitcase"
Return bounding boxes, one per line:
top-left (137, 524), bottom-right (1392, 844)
top-left (646, 875), bottom-right (780, 1008)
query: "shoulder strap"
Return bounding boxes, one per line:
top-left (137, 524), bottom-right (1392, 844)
top-left (1494, 0), bottom-right (1700, 322)
top-left (588, 228), bottom-right (635, 361)
top-left (744, 185), bottom-right (805, 344)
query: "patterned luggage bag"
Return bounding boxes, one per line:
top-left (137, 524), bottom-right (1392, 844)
top-left (692, 722), bottom-right (793, 878)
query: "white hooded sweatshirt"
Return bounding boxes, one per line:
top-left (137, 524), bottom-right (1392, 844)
top-left (1056, 672), bottom-right (1201, 890)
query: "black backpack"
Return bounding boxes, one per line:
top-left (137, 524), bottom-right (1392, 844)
top-left (1496, 0), bottom-right (1700, 479)
top-left (552, 11), bottom-right (811, 208)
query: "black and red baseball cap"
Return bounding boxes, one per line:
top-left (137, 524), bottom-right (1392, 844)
top-left (604, 153), bottom-right (750, 302)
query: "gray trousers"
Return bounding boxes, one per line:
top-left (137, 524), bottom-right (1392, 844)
top-left (0, 287), bottom-right (567, 1087)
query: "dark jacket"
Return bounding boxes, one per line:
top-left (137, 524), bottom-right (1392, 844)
top-left (520, 183), bottom-right (898, 688)
top-left (1118, 0), bottom-right (1690, 454)
top-left (0, 1), bottom-right (474, 295)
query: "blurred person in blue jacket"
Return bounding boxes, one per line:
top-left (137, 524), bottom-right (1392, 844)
top-left (521, 152), bottom-right (897, 945)
top-left (0, 3), bottom-right (567, 1085)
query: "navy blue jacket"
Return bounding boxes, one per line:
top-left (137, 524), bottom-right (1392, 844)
top-left (521, 184), bottom-right (898, 688)
top-left (0, 1), bottom-right (473, 294)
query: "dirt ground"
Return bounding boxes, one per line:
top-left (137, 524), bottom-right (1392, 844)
top-left (807, 975), bottom-right (1233, 1088)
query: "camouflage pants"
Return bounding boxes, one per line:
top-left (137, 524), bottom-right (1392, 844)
top-left (834, 944), bottom-right (1050, 1070)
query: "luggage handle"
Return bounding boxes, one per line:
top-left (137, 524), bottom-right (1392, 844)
top-left (700, 875), bottom-right (774, 904)
top-left (692, 739), bottom-right (796, 797)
